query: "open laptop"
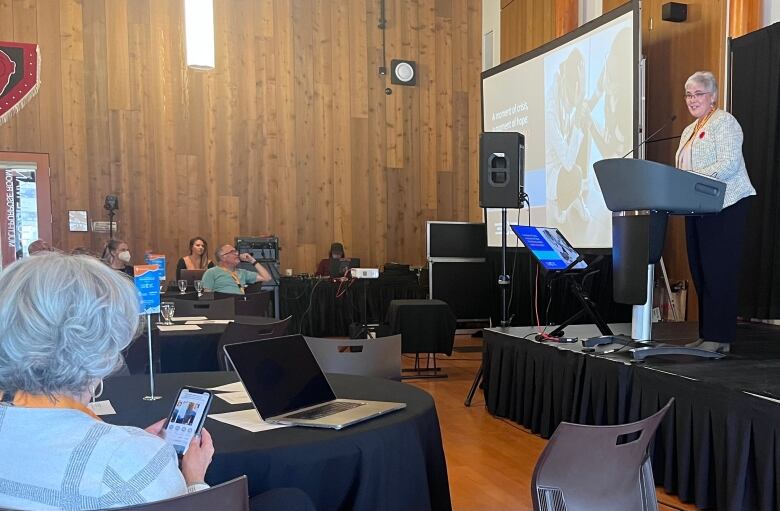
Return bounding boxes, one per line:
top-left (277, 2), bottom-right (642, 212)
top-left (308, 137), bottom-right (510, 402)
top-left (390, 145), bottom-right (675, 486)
top-left (328, 258), bottom-right (360, 277)
top-left (223, 334), bottom-right (406, 429)
top-left (180, 269), bottom-right (207, 283)
top-left (510, 225), bottom-right (588, 271)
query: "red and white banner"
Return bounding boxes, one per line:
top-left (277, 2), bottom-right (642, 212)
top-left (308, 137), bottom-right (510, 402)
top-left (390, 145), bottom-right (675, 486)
top-left (0, 41), bottom-right (40, 126)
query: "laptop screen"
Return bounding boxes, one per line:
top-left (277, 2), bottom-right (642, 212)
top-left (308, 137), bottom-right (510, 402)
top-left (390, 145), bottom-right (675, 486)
top-left (328, 258), bottom-right (360, 277)
top-left (510, 225), bottom-right (587, 271)
top-left (224, 335), bottom-right (336, 418)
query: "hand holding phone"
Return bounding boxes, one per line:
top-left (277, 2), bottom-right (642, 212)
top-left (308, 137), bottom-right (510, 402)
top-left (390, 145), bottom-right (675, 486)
top-left (162, 387), bottom-right (213, 455)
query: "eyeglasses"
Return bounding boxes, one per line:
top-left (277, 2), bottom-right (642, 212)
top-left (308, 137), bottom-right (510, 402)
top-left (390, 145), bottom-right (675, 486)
top-left (220, 249), bottom-right (238, 257)
top-left (684, 91), bottom-right (710, 101)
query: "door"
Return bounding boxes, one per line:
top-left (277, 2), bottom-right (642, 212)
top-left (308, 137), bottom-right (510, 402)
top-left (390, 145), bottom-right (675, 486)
top-left (0, 152), bottom-right (53, 269)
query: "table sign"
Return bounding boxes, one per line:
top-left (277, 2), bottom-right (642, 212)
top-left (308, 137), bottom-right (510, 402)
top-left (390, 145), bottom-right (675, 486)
top-left (145, 253), bottom-right (167, 289)
top-left (135, 264), bottom-right (162, 401)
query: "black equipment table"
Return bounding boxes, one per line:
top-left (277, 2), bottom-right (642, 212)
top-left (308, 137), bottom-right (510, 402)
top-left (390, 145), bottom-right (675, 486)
top-left (102, 372), bottom-right (452, 511)
top-left (280, 276), bottom-right (425, 337)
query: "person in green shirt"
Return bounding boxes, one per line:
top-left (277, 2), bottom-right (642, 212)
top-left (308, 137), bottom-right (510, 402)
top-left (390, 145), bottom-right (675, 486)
top-left (201, 244), bottom-right (272, 294)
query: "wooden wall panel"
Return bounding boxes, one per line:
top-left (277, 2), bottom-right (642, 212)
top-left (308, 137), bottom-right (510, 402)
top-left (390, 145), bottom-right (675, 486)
top-left (0, 0), bottom-right (482, 275)
top-left (500, 0), bottom-right (577, 62)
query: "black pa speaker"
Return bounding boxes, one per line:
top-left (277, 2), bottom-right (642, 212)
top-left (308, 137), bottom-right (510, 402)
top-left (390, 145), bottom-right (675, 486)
top-left (479, 132), bottom-right (525, 208)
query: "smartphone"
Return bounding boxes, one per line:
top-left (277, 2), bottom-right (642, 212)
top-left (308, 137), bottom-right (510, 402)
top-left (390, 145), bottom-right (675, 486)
top-left (162, 387), bottom-right (213, 455)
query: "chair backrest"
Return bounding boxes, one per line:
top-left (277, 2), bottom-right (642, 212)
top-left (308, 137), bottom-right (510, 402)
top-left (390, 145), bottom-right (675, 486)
top-left (170, 297), bottom-right (235, 320)
top-left (216, 316), bottom-right (293, 370)
top-left (165, 291), bottom-right (199, 301)
top-left (78, 476), bottom-right (249, 511)
top-left (304, 334), bottom-right (402, 381)
top-left (235, 291), bottom-right (273, 317)
top-left (531, 399), bottom-right (674, 511)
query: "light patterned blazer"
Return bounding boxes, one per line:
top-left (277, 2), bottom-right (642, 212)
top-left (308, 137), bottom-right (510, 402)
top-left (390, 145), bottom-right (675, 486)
top-left (0, 406), bottom-right (207, 510)
top-left (676, 108), bottom-right (756, 208)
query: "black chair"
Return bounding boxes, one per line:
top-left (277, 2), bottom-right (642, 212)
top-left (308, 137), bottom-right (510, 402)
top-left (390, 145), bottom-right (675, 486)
top-left (531, 399), bottom-right (674, 511)
top-left (170, 297), bottom-right (235, 319)
top-left (164, 291), bottom-right (199, 301)
top-left (235, 291), bottom-right (272, 316)
top-left (305, 334), bottom-right (402, 380)
top-left (216, 316), bottom-right (293, 370)
top-left (214, 290), bottom-right (273, 317)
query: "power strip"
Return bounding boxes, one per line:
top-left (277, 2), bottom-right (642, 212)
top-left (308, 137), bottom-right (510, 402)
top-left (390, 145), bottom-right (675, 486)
top-left (350, 268), bottom-right (380, 279)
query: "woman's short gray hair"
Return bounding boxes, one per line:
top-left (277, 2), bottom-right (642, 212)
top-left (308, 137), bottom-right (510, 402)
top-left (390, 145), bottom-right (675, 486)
top-left (0, 252), bottom-right (141, 396)
top-left (685, 71), bottom-right (718, 100)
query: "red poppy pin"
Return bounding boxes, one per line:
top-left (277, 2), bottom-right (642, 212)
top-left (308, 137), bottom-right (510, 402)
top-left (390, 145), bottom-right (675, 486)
top-left (699, 131), bottom-right (705, 139)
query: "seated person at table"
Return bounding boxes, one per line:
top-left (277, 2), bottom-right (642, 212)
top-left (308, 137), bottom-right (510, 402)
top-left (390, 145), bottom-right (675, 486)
top-left (175, 236), bottom-right (215, 280)
top-left (0, 252), bottom-right (215, 510)
top-left (202, 244), bottom-right (273, 294)
top-left (101, 239), bottom-right (134, 277)
top-left (315, 242), bottom-right (347, 276)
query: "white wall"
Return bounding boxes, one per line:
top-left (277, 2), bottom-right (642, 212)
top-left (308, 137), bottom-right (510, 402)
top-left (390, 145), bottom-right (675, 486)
top-left (764, 0), bottom-right (780, 27)
top-left (482, 0), bottom-right (501, 70)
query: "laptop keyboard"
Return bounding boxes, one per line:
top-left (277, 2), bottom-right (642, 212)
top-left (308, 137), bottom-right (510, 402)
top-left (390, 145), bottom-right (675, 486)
top-left (285, 401), bottom-right (363, 420)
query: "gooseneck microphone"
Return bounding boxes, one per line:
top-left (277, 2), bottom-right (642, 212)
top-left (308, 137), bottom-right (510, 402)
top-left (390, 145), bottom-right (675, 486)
top-left (621, 114), bottom-right (677, 158)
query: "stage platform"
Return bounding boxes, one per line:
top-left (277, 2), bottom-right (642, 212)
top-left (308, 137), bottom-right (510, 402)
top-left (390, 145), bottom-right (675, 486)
top-left (483, 321), bottom-right (780, 511)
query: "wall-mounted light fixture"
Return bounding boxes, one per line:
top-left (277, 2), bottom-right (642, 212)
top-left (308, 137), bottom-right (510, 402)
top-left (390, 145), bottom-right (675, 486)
top-left (184, 0), bottom-right (215, 69)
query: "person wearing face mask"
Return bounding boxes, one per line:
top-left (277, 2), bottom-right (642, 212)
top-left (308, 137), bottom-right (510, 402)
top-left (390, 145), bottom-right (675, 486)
top-left (101, 239), bottom-right (134, 277)
top-left (175, 236), bottom-right (214, 280)
top-left (676, 71), bottom-right (756, 354)
top-left (314, 242), bottom-right (346, 276)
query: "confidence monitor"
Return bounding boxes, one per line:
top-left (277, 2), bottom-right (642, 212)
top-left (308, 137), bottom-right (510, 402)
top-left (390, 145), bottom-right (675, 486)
top-left (510, 225), bottom-right (587, 271)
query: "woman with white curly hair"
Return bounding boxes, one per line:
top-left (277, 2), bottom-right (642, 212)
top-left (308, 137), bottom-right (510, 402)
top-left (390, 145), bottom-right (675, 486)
top-left (0, 252), bottom-right (214, 510)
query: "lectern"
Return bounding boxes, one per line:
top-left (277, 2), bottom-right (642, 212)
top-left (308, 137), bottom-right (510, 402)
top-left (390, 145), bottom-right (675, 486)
top-left (593, 158), bottom-right (726, 360)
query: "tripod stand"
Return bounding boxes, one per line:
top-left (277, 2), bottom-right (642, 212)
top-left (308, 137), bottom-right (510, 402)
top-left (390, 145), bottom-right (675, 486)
top-left (465, 208), bottom-right (512, 407)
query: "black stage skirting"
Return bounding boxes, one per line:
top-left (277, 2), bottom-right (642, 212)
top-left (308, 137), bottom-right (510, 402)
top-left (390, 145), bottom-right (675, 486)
top-left (483, 321), bottom-right (780, 511)
top-left (103, 372), bottom-right (451, 511)
top-left (280, 276), bottom-right (425, 337)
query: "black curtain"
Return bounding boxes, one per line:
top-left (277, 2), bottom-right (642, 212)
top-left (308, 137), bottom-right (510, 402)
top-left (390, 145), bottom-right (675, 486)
top-left (484, 248), bottom-right (631, 327)
top-left (731, 23), bottom-right (780, 319)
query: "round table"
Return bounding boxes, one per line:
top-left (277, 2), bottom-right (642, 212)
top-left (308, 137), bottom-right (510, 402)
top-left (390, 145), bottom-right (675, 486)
top-left (102, 372), bottom-right (452, 511)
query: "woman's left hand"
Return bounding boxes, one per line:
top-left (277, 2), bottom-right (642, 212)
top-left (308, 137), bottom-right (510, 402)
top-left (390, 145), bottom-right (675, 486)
top-left (144, 418), bottom-right (167, 437)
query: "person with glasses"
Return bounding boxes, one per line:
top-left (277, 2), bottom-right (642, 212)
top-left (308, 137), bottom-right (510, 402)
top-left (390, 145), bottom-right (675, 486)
top-left (676, 71), bottom-right (756, 353)
top-left (201, 244), bottom-right (273, 294)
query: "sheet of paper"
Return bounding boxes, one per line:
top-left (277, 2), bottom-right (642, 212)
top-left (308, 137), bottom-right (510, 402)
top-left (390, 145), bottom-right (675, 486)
top-left (185, 319), bottom-right (234, 325)
top-left (207, 381), bottom-right (246, 393)
top-left (214, 391), bottom-right (252, 405)
top-left (87, 400), bottom-right (116, 416)
top-left (208, 409), bottom-right (288, 432)
top-left (171, 316), bottom-right (208, 322)
top-left (157, 324), bottom-right (202, 332)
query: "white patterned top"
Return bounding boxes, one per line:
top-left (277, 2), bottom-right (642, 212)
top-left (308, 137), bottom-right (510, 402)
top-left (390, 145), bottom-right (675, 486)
top-left (676, 108), bottom-right (756, 208)
top-left (0, 406), bottom-right (204, 510)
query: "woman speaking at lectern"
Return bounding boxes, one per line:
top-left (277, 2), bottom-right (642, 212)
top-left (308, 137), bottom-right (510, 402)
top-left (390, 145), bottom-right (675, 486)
top-left (675, 71), bottom-right (756, 353)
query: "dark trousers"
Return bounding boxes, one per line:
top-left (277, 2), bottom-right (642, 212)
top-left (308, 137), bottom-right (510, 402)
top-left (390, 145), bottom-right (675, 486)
top-left (685, 197), bottom-right (752, 343)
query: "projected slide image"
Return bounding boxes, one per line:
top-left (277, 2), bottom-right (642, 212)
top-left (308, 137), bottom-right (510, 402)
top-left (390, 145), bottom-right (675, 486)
top-left (482, 10), bottom-right (633, 249)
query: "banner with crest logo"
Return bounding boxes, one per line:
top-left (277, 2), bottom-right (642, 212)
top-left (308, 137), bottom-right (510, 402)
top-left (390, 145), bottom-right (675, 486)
top-left (0, 41), bottom-right (40, 126)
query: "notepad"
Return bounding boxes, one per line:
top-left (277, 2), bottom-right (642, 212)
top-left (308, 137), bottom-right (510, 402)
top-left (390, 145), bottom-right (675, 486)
top-left (208, 409), bottom-right (288, 432)
top-left (214, 391), bottom-right (252, 405)
top-left (207, 381), bottom-right (246, 393)
top-left (172, 316), bottom-right (209, 322)
top-left (185, 320), bottom-right (234, 325)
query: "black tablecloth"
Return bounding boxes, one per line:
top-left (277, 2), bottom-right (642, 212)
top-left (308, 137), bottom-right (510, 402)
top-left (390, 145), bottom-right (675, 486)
top-left (125, 316), bottom-right (278, 374)
top-left (280, 277), bottom-right (425, 337)
top-left (102, 372), bottom-right (451, 511)
top-left (385, 300), bottom-right (456, 355)
top-left (483, 326), bottom-right (780, 511)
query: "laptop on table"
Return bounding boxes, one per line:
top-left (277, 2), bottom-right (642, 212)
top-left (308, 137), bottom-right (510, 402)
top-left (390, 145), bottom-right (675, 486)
top-left (223, 334), bottom-right (406, 429)
top-left (328, 258), bottom-right (360, 277)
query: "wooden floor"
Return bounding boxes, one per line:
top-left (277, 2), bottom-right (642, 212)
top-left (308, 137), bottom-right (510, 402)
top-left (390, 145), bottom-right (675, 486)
top-left (403, 334), bottom-right (698, 511)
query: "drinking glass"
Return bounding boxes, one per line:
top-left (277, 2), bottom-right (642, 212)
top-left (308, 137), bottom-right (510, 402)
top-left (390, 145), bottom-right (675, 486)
top-left (194, 280), bottom-right (204, 296)
top-left (160, 302), bottom-right (175, 326)
top-left (177, 280), bottom-right (188, 294)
